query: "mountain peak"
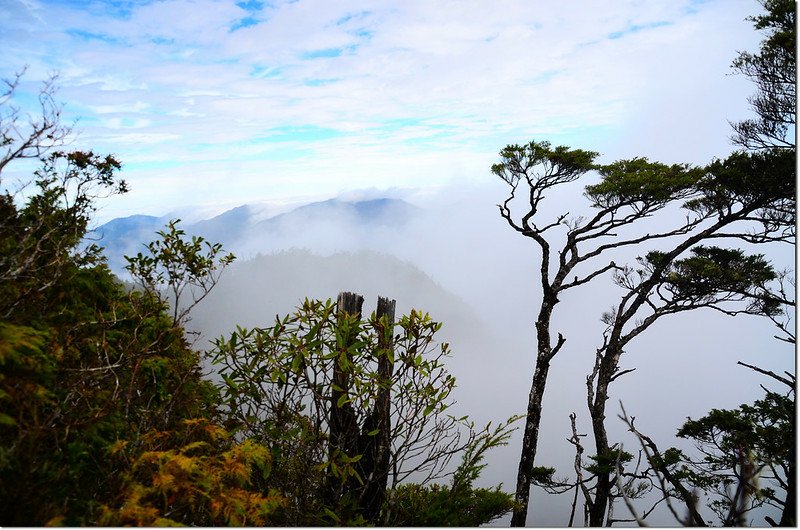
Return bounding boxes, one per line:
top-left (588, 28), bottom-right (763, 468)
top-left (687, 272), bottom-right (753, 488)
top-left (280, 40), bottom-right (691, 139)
top-left (96, 196), bottom-right (422, 274)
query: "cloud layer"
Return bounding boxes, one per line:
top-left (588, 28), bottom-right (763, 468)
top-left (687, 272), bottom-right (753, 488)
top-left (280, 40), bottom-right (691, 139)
top-left (2, 0), bottom-right (761, 220)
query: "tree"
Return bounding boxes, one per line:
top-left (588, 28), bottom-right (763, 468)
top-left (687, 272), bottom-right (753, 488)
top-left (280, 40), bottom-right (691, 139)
top-left (0, 149), bottom-right (127, 319)
top-left (495, 0), bottom-right (796, 522)
top-left (210, 293), bottom-right (519, 525)
top-left (0, 71), bottom-right (253, 526)
top-left (675, 388), bottom-right (794, 526)
top-left (493, 144), bottom-right (715, 525)
top-left (0, 69), bottom-right (111, 320)
top-left (585, 240), bottom-right (785, 525)
top-left (618, 368), bottom-right (795, 527)
top-left (495, 129), bottom-right (793, 530)
top-left (578, 0), bottom-right (796, 522)
top-left (125, 218), bottom-right (235, 328)
top-left (0, 197), bottom-right (235, 524)
top-left (730, 0), bottom-right (796, 151)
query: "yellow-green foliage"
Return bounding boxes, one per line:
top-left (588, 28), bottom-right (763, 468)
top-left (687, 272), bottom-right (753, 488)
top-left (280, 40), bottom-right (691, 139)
top-left (0, 149), bottom-right (229, 525)
top-left (100, 419), bottom-right (285, 526)
top-left (0, 323), bottom-right (52, 429)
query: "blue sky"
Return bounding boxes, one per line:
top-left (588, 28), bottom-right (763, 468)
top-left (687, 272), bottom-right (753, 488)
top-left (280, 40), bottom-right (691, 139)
top-left (2, 0), bottom-right (761, 219)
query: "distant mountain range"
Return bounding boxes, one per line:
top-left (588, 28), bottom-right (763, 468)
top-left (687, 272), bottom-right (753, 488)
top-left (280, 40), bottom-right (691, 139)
top-left (94, 197), bottom-right (421, 273)
top-left (93, 194), bottom-right (498, 363)
top-left (94, 194), bottom-right (512, 393)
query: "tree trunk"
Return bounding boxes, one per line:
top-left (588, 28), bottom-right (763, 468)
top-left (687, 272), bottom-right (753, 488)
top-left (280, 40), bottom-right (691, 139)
top-left (588, 345), bottom-right (619, 527)
top-left (511, 356), bottom-right (552, 526)
top-left (511, 297), bottom-right (563, 526)
top-left (328, 292), bottom-right (364, 507)
top-left (357, 296), bottom-right (395, 522)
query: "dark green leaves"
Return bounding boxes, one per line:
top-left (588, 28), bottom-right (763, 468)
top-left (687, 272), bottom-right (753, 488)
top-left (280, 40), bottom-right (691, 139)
top-left (586, 158), bottom-right (704, 208)
top-left (730, 0), bottom-right (795, 149)
top-left (492, 140), bottom-right (598, 187)
top-left (692, 148), bottom-right (796, 214)
top-left (660, 246), bottom-right (776, 296)
top-left (666, 388), bottom-right (795, 524)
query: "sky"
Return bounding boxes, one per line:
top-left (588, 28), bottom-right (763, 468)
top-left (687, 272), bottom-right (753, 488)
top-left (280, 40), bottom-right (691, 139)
top-left (1, 0), bottom-right (764, 222)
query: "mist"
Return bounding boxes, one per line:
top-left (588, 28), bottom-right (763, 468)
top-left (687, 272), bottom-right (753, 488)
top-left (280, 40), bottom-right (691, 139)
top-left (110, 178), bottom-right (793, 527)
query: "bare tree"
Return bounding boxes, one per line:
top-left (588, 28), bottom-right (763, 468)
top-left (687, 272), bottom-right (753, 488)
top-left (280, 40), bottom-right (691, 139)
top-left (0, 67), bottom-right (72, 177)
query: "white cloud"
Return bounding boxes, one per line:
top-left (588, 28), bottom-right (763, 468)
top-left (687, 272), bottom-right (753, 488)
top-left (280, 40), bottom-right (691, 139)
top-left (0, 0), bottom-right (762, 218)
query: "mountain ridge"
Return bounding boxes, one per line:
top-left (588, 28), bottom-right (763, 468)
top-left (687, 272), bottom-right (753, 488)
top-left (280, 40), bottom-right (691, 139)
top-left (96, 196), bottom-right (420, 273)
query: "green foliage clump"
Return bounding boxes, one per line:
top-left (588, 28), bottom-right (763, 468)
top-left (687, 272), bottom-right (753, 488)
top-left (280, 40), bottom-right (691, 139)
top-left (212, 298), bottom-right (520, 525)
top-left (584, 449), bottom-right (633, 476)
top-left (388, 483), bottom-right (514, 526)
top-left (646, 246), bottom-right (779, 312)
top-left (656, 389), bottom-right (795, 525)
top-left (491, 140), bottom-right (598, 188)
top-left (689, 149), bottom-right (796, 217)
top-left (586, 158), bottom-right (704, 208)
top-left (730, 0), bottom-right (795, 150)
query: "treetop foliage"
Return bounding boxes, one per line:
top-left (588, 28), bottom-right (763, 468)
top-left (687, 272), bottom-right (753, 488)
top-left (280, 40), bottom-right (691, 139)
top-left (730, 0), bottom-right (796, 149)
top-left (642, 245), bottom-right (781, 315)
top-left (586, 158), bottom-right (703, 208)
top-left (491, 140), bottom-right (599, 189)
top-left (695, 149), bottom-right (795, 210)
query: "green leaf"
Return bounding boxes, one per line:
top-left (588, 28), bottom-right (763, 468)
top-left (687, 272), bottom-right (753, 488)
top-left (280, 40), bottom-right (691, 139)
top-left (323, 508), bottom-right (341, 523)
top-left (221, 373), bottom-right (239, 390)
